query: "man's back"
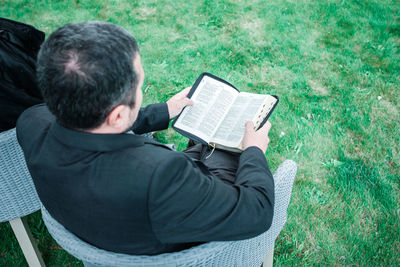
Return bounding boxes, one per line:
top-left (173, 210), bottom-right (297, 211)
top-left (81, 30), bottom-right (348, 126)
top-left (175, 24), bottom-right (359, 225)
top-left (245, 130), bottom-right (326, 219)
top-left (17, 104), bottom-right (193, 254)
top-left (17, 104), bottom-right (275, 255)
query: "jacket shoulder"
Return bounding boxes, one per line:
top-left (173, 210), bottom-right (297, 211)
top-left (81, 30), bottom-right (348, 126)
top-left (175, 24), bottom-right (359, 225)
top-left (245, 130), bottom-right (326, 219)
top-left (16, 104), bottom-right (54, 153)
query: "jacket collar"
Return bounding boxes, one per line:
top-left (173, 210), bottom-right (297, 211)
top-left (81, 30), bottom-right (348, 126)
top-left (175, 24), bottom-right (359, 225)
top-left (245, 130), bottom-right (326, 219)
top-left (49, 121), bottom-right (172, 152)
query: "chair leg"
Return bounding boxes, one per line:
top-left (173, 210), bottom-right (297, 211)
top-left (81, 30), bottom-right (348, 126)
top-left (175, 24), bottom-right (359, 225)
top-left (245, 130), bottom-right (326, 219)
top-left (9, 217), bottom-right (45, 267)
top-left (262, 245), bottom-right (274, 267)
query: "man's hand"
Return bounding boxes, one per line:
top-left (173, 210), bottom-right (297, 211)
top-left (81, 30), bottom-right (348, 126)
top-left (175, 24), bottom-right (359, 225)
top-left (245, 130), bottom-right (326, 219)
top-left (242, 121), bottom-right (272, 154)
top-left (166, 87), bottom-right (194, 120)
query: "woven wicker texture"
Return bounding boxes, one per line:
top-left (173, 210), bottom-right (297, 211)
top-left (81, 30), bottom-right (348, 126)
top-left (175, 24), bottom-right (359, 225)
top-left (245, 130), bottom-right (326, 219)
top-left (0, 128), bottom-right (41, 222)
top-left (42, 159), bottom-right (297, 267)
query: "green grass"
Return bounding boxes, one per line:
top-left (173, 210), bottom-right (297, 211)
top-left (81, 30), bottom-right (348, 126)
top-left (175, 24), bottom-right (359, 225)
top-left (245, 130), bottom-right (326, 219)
top-left (1, 0), bottom-right (399, 265)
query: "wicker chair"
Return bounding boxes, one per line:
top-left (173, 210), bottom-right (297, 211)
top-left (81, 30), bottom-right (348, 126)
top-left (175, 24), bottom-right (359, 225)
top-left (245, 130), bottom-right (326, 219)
top-left (0, 128), bottom-right (45, 267)
top-left (42, 159), bottom-right (297, 267)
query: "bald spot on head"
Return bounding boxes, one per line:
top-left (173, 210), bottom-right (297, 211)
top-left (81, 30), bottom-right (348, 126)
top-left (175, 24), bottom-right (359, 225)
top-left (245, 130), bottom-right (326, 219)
top-left (64, 51), bottom-right (86, 77)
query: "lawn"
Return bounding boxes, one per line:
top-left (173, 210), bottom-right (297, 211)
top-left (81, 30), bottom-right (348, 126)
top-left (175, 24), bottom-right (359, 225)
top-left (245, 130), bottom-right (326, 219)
top-left (1, 0), bottom-right (399, 266)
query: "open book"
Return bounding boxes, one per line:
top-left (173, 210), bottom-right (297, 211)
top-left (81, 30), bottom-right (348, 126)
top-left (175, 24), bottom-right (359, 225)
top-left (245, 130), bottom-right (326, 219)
top-left (172, 73), bottom-right (279, 152)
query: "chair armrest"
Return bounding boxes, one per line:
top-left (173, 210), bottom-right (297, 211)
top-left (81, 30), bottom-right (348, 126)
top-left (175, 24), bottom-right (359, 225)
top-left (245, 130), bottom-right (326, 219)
top-left (210, 159), bottom-right (297, 266)
top-left (272, 159), bottom-right (297, 227)
top-left (0, 128), bottom-right (41, 222)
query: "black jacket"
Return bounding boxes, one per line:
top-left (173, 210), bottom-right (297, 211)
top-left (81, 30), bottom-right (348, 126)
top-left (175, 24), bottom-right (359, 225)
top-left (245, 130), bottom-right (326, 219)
top-left (0, 18), bottom-right (44, 132)
top-left (17, 103), bottom-right (274, 255)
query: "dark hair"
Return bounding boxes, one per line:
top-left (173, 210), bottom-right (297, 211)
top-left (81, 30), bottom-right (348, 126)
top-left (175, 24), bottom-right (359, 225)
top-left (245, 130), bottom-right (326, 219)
top-left (37, 21), bottom-right (139, 130)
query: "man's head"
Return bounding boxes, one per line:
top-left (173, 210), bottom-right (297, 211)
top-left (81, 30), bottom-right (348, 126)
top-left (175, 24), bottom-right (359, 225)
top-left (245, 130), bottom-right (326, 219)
top-left (37, 21), bottom-right (143, 132)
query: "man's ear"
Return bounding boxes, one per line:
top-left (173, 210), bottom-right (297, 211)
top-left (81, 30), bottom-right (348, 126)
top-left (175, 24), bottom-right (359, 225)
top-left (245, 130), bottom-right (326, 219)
top-left (105, 105), bottom-right (129, 130)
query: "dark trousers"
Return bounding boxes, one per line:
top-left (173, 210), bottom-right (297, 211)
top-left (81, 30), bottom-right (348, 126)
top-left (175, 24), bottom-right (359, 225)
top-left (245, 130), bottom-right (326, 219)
top-left (183, 143), bottom-right (240, 184)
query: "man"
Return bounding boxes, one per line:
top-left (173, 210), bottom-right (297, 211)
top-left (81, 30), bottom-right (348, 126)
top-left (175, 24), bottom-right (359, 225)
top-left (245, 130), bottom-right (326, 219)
top-left (17, 21), bottom-right (274, 255)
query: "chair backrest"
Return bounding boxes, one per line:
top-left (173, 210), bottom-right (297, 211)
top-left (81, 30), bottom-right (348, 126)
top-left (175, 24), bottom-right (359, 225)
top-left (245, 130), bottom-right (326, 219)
top-left (41, 160), bottom-right (297, 267)
top-left (0, 128), bottom-right (41, 222)
top-left (42, 205), bottom-right (266, 267)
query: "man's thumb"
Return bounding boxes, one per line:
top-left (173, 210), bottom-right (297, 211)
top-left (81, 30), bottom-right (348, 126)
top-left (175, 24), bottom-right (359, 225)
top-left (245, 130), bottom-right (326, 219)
top-left (183, 98), bottom-right (194, 106)
top-left (245, 121), bottom-right (254, 132)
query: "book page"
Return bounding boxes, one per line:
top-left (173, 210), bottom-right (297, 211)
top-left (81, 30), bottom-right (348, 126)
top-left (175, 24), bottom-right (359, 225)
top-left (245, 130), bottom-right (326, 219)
top-left (174, 76), bottom-right (238, 142)
top-left (210, 92), bottom-right (268, 148)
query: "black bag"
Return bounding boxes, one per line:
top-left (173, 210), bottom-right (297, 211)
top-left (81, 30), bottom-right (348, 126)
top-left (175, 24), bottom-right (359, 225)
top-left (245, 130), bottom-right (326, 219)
top-left (0, 18), bottom-right (44, 132)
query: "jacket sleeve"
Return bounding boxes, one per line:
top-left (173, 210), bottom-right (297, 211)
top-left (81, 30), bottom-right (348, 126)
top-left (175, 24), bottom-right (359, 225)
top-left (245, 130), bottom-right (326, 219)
top-left (148, 146), bottom-right (274, 243)
top-left (131, 103), bottom-right (170, 134)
